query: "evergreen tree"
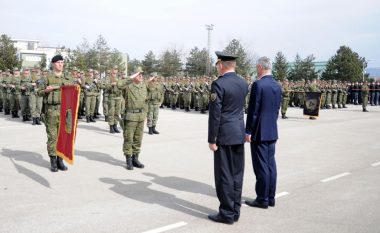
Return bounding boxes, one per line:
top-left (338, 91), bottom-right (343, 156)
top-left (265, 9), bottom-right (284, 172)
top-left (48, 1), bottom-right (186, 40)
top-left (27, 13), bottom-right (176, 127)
top-left (321, 45), bottom-right (366, 82)
top-left (223, 39), bottom-right (253, 76)
top-left (142, 50), bottom-right (158, 75)
top-left (272, 51), bottom-right (288, 81)
top-left (158, 49), bottom-right (182, 77)
top-left (0, 34), bottom-right (22, 70)
top-left (185, 47), bottom-right (208, 76)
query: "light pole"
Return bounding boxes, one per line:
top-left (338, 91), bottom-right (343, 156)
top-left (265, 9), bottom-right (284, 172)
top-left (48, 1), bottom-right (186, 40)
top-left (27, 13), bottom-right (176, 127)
top-left (205, 24), bottom-right (214, 76)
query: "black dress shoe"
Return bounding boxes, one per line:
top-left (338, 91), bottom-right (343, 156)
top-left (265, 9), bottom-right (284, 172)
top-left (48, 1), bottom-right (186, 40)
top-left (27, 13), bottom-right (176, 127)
top-left (208, 214), bottom-right (233, 225)
top-left (269, 199), bottom-right (275, 207)
top-left (245, 200), bottom-right (268, 209)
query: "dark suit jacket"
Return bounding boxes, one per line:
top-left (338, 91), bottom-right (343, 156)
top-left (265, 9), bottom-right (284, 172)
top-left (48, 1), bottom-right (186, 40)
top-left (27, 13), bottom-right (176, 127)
top-left (208, 72), bottom-right (248, 145)
top-left (245, 75), bottom-right (281, 142)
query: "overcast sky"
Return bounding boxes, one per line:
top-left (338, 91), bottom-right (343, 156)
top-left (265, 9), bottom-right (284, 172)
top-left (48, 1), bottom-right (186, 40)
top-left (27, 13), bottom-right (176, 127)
top-left (1, 0), bottom-right (379, 67)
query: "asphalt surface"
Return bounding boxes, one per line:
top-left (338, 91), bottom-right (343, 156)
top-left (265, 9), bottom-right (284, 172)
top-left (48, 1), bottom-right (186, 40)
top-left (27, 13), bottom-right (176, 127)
top-left (1, 104), bottom-right (379, 233)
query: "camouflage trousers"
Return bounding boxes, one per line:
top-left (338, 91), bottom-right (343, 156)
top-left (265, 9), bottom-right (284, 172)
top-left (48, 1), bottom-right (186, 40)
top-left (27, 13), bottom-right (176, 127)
top-left (45, 105), bottom-right (60, 156)
top-left (10, 93), bottom-right (20, 112)
top-left (103, 94), bottom-right (109, 117)
top-left (29, 93), bottom-right (43, 118)
top-left (170, 93), bottom-right (178, 107)
top-left (199, 93), bottom-right (209, 110)
top-left (147, 103), bottom-right (160, 127)
top-left (182, 92), bottom-right (192, 107)
top-left (20, 94), bottom-right (30, 117)
top-left (108, 97), bottom-right (121, 126)
top-left (362, 94), bottom-right (368, 108)
top-left (331, 93), bottom-right (337, 106)
top-left (123, 120), bottom-right (144, 156)
top-left (337, 93), bottom-right (343, 106)
top-left (281, 98), bottom-right (289, 115)
top-left (3, 93), bottom-right (11, 111)
top-left (85, 95), bottom-right (96, 116)
top-left (95, 95), bottom-right (100, 114)
top-left (326, 93), bottom-right (332, 105)
top-left (0, 91), bottom-right (3, 109)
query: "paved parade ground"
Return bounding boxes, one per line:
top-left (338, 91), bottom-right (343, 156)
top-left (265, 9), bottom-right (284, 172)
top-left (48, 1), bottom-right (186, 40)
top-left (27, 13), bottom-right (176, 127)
top-left (1, 105), bottom-right (380, 233)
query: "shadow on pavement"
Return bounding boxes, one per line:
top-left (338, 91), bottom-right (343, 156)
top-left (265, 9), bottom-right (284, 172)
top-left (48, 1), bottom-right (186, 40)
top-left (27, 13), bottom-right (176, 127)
top-left (75, 149), bottom-right (125, 168)
top-left (1, 148), bottom-right (51, 188)
top-left (143, 172), bottom-right (215, 197)
top-left (100, 178), bottom-right (213, 219)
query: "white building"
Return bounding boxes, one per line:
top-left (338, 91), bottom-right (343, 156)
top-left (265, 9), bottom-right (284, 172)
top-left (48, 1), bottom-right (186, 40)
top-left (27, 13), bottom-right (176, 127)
top-left (12, 39), bottom-right (68, 69)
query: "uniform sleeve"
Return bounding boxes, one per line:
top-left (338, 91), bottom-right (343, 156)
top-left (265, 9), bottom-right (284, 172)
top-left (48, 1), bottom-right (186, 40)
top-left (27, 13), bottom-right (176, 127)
top-left (245, 81), bottom-right (262, 135)
top-left (208, 81), bottom-right (223, 144)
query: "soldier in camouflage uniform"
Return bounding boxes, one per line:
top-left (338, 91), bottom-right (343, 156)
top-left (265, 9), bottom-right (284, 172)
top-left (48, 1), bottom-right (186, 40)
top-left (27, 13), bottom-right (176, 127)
top-left (94, 70), bottom-right (101, 118)
top-left (281, 79), bottom-right (291, 119)
top-left (3, 70), bottom-right (12, 115)
top-left (100, 70), bottom-right (111, 122)
top-left (19, 68), bottom-right (32, 121)
top-left (118, 67), bottom-right (148, 170)
top-left (84, 69), bottom-right (97, 123)
top-left (0, 70), bottom-right (3, 112)
top-left (199, 76), bottom-right (210, 114)
top-left (182, 77), bottom-right (193, 112)
top-left (10, 68), bottom-right (21, 118)
top-left (169, 77), bottom-right (180, 110)
top-left (147, 72), bottom-right (164, 134)
top-left (106, 66), bottom-right (122, 133)
top-left (37, 55), bottom-right (73, 172)
top-left (361, 80), bottom-right (369, 112)
top-left (29, 67), bottom-right (44, 125)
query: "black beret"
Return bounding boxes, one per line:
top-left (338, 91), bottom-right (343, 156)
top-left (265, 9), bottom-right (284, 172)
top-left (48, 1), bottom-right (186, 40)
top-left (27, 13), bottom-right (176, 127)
top-left (51, 54), bottom-right (64, 63)
top-left (215, 51), bottom-right (238, 62)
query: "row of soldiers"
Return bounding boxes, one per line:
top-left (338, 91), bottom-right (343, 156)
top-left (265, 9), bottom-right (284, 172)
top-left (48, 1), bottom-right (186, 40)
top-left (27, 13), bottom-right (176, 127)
top-left (0, 67), bottom-right (47, 125)
top-left (280, 79), bottom-right (378, 118)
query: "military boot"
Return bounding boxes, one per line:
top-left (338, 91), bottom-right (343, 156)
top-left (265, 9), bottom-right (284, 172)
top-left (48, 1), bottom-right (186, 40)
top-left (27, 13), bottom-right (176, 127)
top-left (148, 127), bottom-right (153, 135)
top-left (152, 126), bottom-right (159, 134)
top-left (86, 116), bottom-right (90, 123)
top-left (90, 116), bottom-right (96, 122)
top-left (132, 154), bottom-right (144, 168)
top-left (77, 113), bottom-right (83, 119)
top-left (363, 108), bottom-right (368, 112)
top-left (4, 109), bottom-right (10, 115)
top-left (338, 104), bottom-right (342, 108)
top-left (36, 117), bottom-right (42, 125)
top-left (113, 124), bottom-right (120, 133)
top-left (57, 157), bottom-right (68, 171)
top-left (94, 114), bottom-right (99, 119)
top-left (282, 114), bottom-right (288, 119)
top-left (200, 109), bottom-right (206, 114)
top-left (15, 111), bottom-right (20, 118)
top-left (126, 156), bottom-right (133, 170)
top-left (32, 117), bottom-right (36, 125)
top-left (22, 115), bottom-right (27, 122)
top-left (50, 156), bottom-right (58, 172)
top-left (185, 107), bottom-right (190, 112)
top-left (110, 125), bottom-right (115, 134)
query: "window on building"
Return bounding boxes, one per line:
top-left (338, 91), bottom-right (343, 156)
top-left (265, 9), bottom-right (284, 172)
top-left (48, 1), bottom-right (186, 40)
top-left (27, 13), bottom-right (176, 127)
top-left (27, 42), bottom-right (35, 50)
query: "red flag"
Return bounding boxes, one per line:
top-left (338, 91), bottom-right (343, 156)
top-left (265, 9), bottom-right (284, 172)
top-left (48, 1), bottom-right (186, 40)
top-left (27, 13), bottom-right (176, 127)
top-left (56, 85), bottom-right (80, 164)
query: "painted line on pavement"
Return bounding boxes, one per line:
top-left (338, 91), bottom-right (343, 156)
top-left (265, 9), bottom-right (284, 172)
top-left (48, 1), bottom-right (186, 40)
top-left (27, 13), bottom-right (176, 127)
top-left (321, 172), bottom-right (350, 183)
top-left (242, 191), bottom-right (289, 207)
top-left (142, 221), bottom-right (187, 233)
top-left (275, 191), bottom-right (290, 198)
top-left (371, 162), bottom-right (380, 167)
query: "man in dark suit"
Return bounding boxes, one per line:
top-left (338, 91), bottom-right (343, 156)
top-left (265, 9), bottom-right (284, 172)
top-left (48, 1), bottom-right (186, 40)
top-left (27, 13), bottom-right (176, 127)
top-left (208, 51), bottom-right (248, 224)
top-left (245, 56), bottom-right (282, 209)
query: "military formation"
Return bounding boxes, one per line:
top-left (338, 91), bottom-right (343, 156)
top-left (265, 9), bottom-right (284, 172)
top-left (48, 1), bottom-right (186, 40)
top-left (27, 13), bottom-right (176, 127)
top-left (1, 57), bottom-right (379, 172)
top-left (279, 79), bottom-right (380, 118)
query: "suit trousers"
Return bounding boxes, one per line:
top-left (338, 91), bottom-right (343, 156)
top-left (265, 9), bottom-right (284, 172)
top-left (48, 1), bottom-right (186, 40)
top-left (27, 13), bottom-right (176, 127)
top-left (214, 144), bottom-right (244, 221)
top-left (250, 140), bottom-right (277, 203)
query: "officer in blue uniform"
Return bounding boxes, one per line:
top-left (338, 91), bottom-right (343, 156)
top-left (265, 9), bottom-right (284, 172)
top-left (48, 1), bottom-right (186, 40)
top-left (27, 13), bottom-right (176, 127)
top-left (208, 51), bottom-right (248, 224)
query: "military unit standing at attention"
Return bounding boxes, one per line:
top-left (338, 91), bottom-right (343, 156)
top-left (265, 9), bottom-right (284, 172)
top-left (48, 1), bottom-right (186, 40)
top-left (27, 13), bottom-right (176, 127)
top-left (1, 54), bottom-right (379, 173)
top-left (279, 79), bottom-right (380, 118)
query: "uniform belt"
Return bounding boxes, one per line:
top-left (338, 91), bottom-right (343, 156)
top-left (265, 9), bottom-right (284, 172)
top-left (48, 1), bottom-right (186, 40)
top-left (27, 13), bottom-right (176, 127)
top-left (126, 109), bottom-right (143, 113)
top-left (46, 103), bottom-right (61, 106)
